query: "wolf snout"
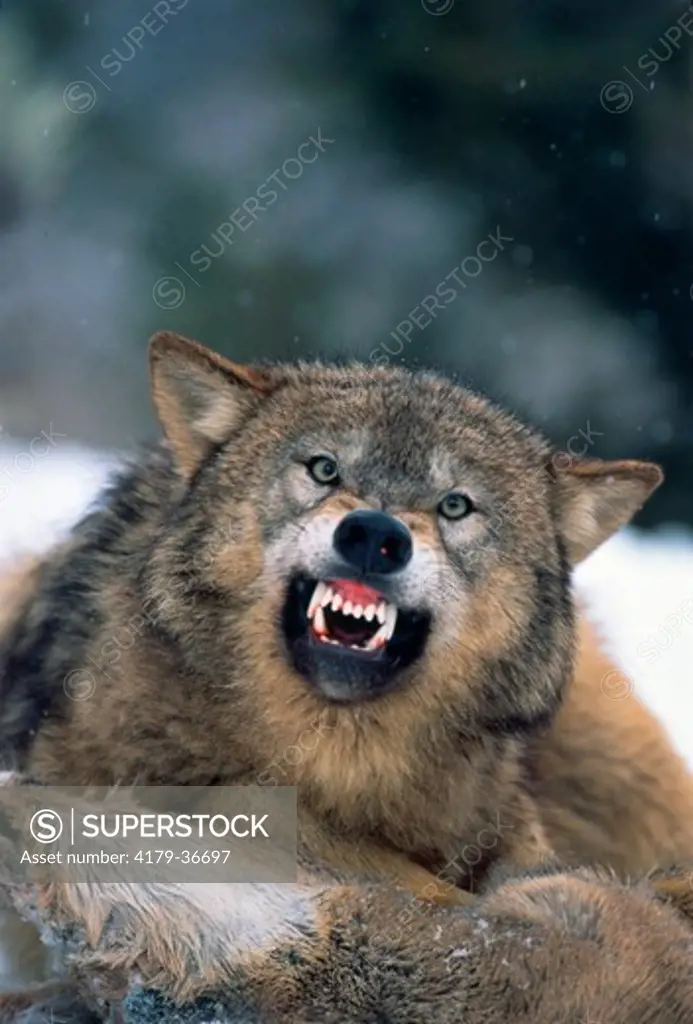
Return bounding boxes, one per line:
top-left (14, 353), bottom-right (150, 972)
top-left (333, 510), bottom-right (412, 575)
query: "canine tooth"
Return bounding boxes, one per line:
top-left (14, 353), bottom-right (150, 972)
top-left (364, 604), bottom-right (375, 622)
top-left (376, 602), bottom-right (386, 625)
top-left (366, 606), bottom-right (397, 648)
top-left (352, 604), bottom-right (363, 619)
top-left (313, 605), bottom-right (327, 635)
top-left (384, 603), bottom-right (398, 639)
top-left (321, 586), bottom-right (334, 608)
top-left (308, 581), bottom-right (327, 619)
top-left (366, 623), bottom-right (389, 650)
top-left (331, 593), bottom-right (343, 612)
top-left (343, 600), bottom-right (353, 617)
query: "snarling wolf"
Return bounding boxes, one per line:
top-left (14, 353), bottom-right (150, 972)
top-left (1, 332), bottom-right (692, 1020)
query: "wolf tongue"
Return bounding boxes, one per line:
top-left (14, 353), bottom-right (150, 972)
top-left (330, 619), bottom-right (374, 646)
top-left (325, 604), bottom-right (379, 646)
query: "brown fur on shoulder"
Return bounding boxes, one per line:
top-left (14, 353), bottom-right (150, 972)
top-left (0, 555), bottom-right (41, 638)
top-left (533, 615), bottom-right (693, 874)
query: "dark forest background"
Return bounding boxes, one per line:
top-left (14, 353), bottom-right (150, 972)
top-left (1, 0), bottom-right (692, 527)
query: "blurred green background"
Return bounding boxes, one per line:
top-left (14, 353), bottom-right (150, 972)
top-left (1, 0), bottom-right (692, 525)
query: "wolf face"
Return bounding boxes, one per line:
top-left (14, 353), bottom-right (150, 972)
top-left (143, 333), bottom-right (661, 750)
top-left (256, 392), bottom-right (554, 709)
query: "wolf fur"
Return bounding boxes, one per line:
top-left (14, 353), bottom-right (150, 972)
top-left (0, 332), bottom-right (692, 1020)
top-left (1, 793), bottom-right (693, 1024)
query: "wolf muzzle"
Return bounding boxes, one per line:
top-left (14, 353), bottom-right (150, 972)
top-left (332, 510), bottom-right (412, 575)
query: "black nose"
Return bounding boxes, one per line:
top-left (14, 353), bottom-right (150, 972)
top-left (333, 510), bottom-right (413, 575)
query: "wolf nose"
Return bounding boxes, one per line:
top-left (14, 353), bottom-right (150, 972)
top-left (333, 510), bottom-right (413, 575)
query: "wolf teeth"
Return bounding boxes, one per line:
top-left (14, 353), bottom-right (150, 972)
top-left (384, 603), bottom-right (397, 637)
top-left (307, 581), bottom-right (328, 620)
top-left (366, 610), bottom-right (398, 649)
top-left (313, 604), bottom-right (327, 636)
top-left (307, 581), bottom-right (399, 646)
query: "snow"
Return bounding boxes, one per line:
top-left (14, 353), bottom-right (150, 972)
top-left (575, 527), bottom-right (693, 766)
top-left (0, 443), bottom-right (121, 557)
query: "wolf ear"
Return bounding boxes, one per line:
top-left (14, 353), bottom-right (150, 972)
top-left (550, 455), bottom-right (663, 564)
top-left (149, 332), bottom-right (277, 478)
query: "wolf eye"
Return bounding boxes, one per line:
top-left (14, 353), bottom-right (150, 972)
top-left (438, 492), bottom-right (474, 521)
top-left (307, 455), bottom-right (340, 485)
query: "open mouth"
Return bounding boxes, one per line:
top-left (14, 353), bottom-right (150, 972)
top-left (307, 580), bottom-right (398, 653)
top-left (281, 574), bottom-right (430, 702)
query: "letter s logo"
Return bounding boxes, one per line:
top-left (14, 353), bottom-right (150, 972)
top-left (29, 809), bottom-right (63, 843)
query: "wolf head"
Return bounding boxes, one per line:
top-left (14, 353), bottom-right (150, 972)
top-left (145, 332), bottom-right (661, 755)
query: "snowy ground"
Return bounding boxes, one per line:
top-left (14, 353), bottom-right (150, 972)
top-left (0, 443), bottom-right (692, 768)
